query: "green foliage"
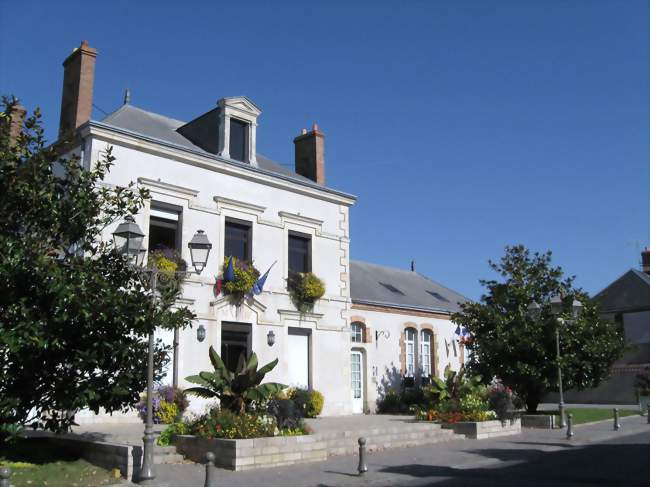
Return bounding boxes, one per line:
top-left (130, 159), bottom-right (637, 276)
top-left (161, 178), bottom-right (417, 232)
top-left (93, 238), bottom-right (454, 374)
top-left (148, 249), bottom-right (187, 301)
top-left (0, 97), bottom-right (193, 433)
top-left (288, 388), bottom-right (325, 418)
top-left (452, 245), bottom-right (625, 413)
top-left (188, 408), bottom-right (278, 440)
top-left (185, 346), bottom-right (287, 415)
top-left (221, 257), bottom-right (260, 303)
top-left (287, 272), bottom-right (325, 311)
top-left (156, 422), bottom-right (187, 446)
top-left (376, 391), bottom-right (405, 414)
top-left (427, 366), bottom-right (485, 407)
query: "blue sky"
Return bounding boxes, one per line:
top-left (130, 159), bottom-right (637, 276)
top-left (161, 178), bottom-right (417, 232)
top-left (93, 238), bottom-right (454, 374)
top-left (1, 0), bottom-right (648, 300)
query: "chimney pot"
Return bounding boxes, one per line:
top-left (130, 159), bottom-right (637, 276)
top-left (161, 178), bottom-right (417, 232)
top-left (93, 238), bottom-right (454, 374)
top-left (58, 40), bottom-right (97, 139)
top-left (294, 123), bottom-right (325, 185)
top-left (642, 247), bottom-right (650, 274)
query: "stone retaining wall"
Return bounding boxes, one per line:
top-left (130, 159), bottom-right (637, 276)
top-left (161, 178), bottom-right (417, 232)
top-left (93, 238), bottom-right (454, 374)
top-left (442, 418), bottom-right (521, 439)
top-left (521, 414), bottom-right (556, 429)
top-left (174, 434), bottom-right (327, 471)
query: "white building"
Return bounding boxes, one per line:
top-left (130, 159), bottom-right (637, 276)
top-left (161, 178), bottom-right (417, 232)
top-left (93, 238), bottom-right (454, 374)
top-left (55, 42), bottom-right (468, 421)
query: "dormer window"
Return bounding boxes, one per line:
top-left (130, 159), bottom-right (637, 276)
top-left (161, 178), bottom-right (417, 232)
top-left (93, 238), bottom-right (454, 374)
top-left (217, 96), bottom-right (261, 166)
top-left (229, 118), bottom-right (249, 163)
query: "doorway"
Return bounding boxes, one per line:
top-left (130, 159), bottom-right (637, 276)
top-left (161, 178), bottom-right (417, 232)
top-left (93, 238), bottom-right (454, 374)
top-left (221, 322), bottom-right (251, 372)
top-left (350, 350), bottom-right (364, 413)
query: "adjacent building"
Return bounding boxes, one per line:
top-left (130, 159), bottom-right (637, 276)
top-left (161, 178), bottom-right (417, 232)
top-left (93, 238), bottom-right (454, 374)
top-left (50, 42), bottom-right (467, 421)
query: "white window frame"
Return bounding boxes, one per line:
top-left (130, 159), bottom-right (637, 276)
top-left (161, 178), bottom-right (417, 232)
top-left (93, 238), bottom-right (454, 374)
top-left (351, 323), bottom-right (363, 343)
top-left (420, 330), bottom-right (432, 377)
top-left (405, 328), bottom-right (416, 377)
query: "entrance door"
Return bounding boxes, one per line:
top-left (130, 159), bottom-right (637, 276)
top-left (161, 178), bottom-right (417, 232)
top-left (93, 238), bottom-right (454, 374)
top-left (350, 351), bottom-right (364, 413)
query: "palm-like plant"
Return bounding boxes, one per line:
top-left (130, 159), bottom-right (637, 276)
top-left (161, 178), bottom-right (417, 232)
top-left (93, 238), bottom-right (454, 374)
top-left (185, 346), bottom-right (286, 415)
top-left (428, 365), bottom-right (483, 404)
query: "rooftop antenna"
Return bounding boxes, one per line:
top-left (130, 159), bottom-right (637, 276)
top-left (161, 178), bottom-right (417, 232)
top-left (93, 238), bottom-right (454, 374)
top-left (411, 260), bottom-right (416, 272)
top-left (123, 88), bottom-right (131, 105)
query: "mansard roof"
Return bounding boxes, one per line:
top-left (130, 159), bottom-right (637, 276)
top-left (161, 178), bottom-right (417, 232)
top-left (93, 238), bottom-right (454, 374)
top-left (99, 104), bottom-right (323, 187)
top-left (350, 260), bottom-right (469, 314)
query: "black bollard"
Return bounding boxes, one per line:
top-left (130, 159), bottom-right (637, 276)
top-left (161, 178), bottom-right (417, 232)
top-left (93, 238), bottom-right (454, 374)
top-left (0, 467), bottom-right (10, 487)
top-left (357, 437), bottom-right (368, 475)
top-left (613, 408), bottom-right (621, 431)
top-left (204, 451), bottom-right (216, 487)
top-left (566, 413), bottom-right (574, 439)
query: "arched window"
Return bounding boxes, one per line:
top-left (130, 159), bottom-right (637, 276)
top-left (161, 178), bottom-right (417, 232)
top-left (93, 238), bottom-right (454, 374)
top-left (405, 328), bottom-right (417, 377)
top-left (420, 330), bottom-right (432, 377)
top-left (351, 322), bottom-right (364, 343)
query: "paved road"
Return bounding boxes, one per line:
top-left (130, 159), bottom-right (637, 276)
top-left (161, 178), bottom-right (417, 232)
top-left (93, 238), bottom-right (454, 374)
top-left (132, 415), bottom-right (650, 486)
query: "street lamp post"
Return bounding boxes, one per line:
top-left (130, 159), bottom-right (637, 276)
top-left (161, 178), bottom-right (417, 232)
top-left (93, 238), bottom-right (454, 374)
top-left (113, 217), bottom-right (211, 485)
top-left (528, 297), bottom-right (582, 429)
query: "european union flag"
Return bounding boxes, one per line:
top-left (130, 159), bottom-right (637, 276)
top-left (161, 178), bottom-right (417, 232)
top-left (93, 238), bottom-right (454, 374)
top-left (224, 257), bottom-right (235, 282)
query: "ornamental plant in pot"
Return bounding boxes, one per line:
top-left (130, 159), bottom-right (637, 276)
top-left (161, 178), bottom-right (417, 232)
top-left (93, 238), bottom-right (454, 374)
top-left (148, 248), bottom-right (187, 299)
top-left (220, 257), bottom-right (260, 305)
top-left (287, 272), bottom-right (325, 312)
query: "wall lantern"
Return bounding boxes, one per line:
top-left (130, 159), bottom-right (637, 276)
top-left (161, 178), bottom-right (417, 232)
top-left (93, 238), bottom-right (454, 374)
top-left (188, 230), bottom-right (212, 274)
top-left (267, 330), bottom-right (275, 347)
top-left (197, 324), bottom-right (206, 343)
top-left (112, 215), bottom-right (146, 266)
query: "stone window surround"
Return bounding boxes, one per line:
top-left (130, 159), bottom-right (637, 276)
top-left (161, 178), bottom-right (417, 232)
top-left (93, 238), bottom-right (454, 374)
top-left (348, 316), bottom-right (372, 344)
top-left (217, 97), bottom-right (261, 166)
top-left (399, 322), bottom-right (438, 379)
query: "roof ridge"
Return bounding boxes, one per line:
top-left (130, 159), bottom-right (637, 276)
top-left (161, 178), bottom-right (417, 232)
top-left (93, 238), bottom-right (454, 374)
top-left (101, 103), bottom-right (187, 126)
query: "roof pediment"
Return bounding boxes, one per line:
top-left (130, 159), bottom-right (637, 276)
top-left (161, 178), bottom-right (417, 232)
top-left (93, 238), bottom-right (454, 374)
top-left (218, 96), bottom-right (261, 117)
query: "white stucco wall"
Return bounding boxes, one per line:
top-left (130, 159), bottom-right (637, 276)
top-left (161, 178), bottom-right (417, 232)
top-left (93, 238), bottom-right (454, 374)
top-left (347, 306), bottom-right (465, 413)
top-left (80, 127), bottom-right (355, 419)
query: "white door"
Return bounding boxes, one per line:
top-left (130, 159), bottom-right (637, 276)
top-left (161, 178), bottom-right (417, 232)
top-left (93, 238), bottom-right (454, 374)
top-left (350, 351), bottom-right (364, 413)
top-left (287, 332), bottom-right (309, 389)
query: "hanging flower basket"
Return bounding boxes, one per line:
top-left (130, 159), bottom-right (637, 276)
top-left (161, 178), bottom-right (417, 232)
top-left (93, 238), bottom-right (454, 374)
top-left (219, 257), bottom-right (260, 305)
top-left (147, 248), bottom-right (187, 297)
top-left (287, 272), bottom-right (325, 312)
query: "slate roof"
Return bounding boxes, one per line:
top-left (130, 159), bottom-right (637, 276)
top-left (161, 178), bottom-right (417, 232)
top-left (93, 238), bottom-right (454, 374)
top-left (350, 260), bottom-right (469, 314)
top-left (594, 269), bottom-right (650, 313)
top-left (99, 104), bottom-right (326, 188)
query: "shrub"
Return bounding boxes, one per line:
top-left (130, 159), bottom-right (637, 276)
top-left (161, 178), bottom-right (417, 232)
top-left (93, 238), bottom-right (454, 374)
top-left (136, 386), bottom-right (188, 424)
top-left (157, 422), bottom-right (187, 446)
top-left (377, 391), bottom-right (405, 414)
top-left (288, 388), bottom-right (325, 418)
top-left (267, 398), bottom-right (304, 429)
top-left (287, 272), bottom-right (325, 311)
top-left (487, 384), bottom-right (516, 420)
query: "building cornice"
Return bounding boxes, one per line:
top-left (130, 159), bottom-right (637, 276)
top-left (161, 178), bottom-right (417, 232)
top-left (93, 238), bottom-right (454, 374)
top-left (80, 121), bottom-right (357, 207)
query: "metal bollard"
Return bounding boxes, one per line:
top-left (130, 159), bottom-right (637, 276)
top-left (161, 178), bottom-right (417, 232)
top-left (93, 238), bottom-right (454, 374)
top-left (566, 413), bottom-right (574, 439)
top-left (357, 437), bottom-right (368, 475)
top-left (647, 405), bottom-right (650, 424)
top-left (558, 403), bottom-right (566, 429)
top-left (204, 452), bottom-right (216, 487)
top-left (0, 467), bottom-right (10, 487)
top-left (613, 408), bottom-right (621, 431)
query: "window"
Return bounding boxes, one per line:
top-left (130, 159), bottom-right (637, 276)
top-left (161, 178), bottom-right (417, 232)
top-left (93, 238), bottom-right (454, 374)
top-left (405, 328), bottom-right (416, 377)
top-left (420, 330), bottom-right (432, 377)
top-left (426, 290), bottom-right (449, 302)
top-left (380, 282), bottom-right (405, 295)
top-left (288, 232), bottom-right (311, 274)
top-left (148, 204), bottom-right (181, 253)
top-left (351, 322), bottom-right (363, 343)
top-left (224, 219), bottom-right (252, 261)
top-left (229, 118), bottom-right (248, 162)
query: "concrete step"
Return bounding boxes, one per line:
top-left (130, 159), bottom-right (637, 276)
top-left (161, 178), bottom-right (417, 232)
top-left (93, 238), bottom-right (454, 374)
top-left (154, 452), bottom-right (185, 464)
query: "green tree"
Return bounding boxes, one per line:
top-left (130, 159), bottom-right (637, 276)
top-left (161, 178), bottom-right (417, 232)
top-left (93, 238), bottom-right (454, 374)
top-left (452, 245), bottom-right (625, 413)
top-left (0, 97), bottom-right (194, 434)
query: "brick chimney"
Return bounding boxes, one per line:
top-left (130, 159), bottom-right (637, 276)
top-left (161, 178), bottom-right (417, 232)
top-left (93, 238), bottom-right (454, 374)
top-left (58, 40), bottom-right (97, 138)
top-left (642, 248), bottom-right (650, 274)
top-left (294, 123), bottom-right (325, 185)
top-left (7, 102), bottom-right (26, 146)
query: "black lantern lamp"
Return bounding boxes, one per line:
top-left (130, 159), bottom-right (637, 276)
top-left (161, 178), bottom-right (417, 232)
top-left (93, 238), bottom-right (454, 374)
top-left (197, 324), bottom-right (206, 343)
top-left (188, 230), bottom-right (212, 274)
top-left (112, 215), bottom-right (146, 266)
top-left (267, 330), bottom-right (275, 347)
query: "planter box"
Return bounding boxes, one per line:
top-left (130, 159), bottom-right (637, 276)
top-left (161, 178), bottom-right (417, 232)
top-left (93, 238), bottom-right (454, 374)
top-left (174, 434), bottom-right (327, 471)
top-left (442, 418), bottom-right (521, 439)
top-left (521, 414), bottom-right (556, 429)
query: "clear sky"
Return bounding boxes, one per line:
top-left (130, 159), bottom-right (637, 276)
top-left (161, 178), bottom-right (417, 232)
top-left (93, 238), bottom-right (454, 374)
top-left (1, 0), bottom-right (648, 300)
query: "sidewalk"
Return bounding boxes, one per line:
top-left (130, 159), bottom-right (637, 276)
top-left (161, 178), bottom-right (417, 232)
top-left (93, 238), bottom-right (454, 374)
top-left (141, 414), bottom-right (649, 486)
